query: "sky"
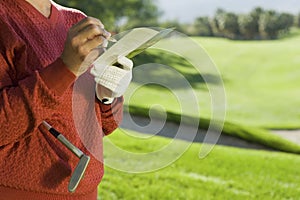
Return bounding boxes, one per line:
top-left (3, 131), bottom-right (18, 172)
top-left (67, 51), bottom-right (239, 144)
top-left (157, 0), bottom-right (300, 23)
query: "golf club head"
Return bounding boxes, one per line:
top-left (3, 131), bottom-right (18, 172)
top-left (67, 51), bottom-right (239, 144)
top-left (68, 155), bottom-right (90, 193)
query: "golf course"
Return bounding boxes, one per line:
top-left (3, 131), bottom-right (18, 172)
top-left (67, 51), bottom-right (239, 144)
top-left (98, 29), bottom-right (300, 199)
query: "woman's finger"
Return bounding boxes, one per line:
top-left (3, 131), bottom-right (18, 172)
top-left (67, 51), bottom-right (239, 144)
top-left (71, 16), bottom-right (104, 33)
top-left (73, 24), bottom-right (110, 47)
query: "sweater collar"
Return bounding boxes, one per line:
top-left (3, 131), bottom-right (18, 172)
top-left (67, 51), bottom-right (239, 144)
top-left (15, 0), bottom-right (59, 26)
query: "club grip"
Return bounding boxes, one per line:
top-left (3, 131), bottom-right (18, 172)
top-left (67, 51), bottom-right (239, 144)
top-left (49, 128), bottom-right (60, 138)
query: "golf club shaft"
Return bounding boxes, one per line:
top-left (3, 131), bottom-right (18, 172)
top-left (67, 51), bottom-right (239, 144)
top-left (42, 121), bottom-right (84, 158)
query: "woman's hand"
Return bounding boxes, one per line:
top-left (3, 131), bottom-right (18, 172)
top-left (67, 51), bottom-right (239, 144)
top-left (61, 17), bottom-right (110, 76)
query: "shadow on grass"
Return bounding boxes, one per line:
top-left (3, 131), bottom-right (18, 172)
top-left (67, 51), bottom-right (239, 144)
top-left (126, 105), bottom-right (300, 154)
top-left (132, 50), bottom-right (224, 90)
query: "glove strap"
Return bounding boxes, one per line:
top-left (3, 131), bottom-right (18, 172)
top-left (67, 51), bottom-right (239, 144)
top-left (100, 97), bottom-right (114, 105)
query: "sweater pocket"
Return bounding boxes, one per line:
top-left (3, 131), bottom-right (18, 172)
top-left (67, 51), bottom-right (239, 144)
top-left (37, 126), bottom-right (74, 192)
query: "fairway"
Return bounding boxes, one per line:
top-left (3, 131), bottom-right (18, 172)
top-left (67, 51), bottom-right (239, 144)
top-left (196, 33), bottom-right (300, 129)
top-left (97, 30), bottom-right (300, 200)
top-left (98, 129), bottom-right (300, 200)
top-left (128, 30), bottom-right (300, 129)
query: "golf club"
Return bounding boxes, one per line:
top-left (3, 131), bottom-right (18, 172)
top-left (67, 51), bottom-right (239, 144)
top-left (42, 121), bottom-right (90, 193)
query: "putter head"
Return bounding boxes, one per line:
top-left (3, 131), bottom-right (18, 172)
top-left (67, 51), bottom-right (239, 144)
top-left (68, 155), bottom-right (90, 193)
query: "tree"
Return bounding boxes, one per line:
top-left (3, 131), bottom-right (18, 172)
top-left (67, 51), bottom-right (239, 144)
top-left (212, 8), bottom-right (226, 37)
top-left (259, 10), bottom-right (294, 39)
top-left (123, 0), bottom-right (162, 30)
top-left (259, 10), bottom-right (280, 39)
top-left (298, 13), bottom-right (300, 27)
top-left (249, 7), bottom-right (264, 38)
top-left (160, 20), bottom-right (188, 35)
top-left (222, 12), bottom-right (240, 39)
top-left (277, 13), bottom-right (294, 33)
top-left (250, 7), bottom-right (264, 22)
top-left (210, 17), bottom-right (221, 37)
top-left (194, 17), bottom-right (213, 36)
top-left (212, 9), bottom-right (240, 39)
top-left (56, 0), bottom-right (161, 32)
top-left (239, 14), bottom-right (258, 39)
top-left (238, 7), bottom-right (264, 40)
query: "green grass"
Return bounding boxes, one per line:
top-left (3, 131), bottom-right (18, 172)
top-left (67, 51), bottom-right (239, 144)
top-left (194, 34), bottom-right (300, 129)
top-left (95, 31), bottom-right (300, 200)
top-left (128, 30), bottom-right (300, 129)
top-left (98, 129), bottom-right (300, 200)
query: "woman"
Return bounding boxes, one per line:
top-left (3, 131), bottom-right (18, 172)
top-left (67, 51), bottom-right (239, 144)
top-left (0, 0), bottom-right (132, 199)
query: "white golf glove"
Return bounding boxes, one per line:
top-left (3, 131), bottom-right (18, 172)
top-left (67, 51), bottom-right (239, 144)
top-left (90, 56), bottom-right (133, 103)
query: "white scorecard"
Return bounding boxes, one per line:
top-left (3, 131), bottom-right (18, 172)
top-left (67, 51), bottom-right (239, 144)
top-left (93, 27), bottom-right (175, 68)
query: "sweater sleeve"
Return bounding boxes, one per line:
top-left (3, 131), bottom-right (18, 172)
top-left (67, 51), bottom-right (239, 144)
top-left (0, 58), bottom-right (76, 146)
top-left (95, 96), bottom-right (124, 136)
top-left (0, 22), bottom-right (76, 146)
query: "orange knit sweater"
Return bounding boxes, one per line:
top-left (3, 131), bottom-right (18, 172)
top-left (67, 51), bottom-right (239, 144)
top-left (0, 0), bottom-right (123, 199)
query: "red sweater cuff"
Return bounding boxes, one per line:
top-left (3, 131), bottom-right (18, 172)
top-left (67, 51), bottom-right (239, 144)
top-left (39, 58), bottom-right (76, 96)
